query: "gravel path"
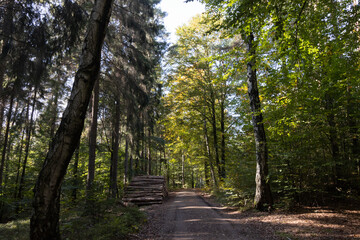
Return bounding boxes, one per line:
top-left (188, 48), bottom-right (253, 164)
top-left (134, 190), bottom-right (360, 240)
top-left (136, 190), bottom-right (257, 240)
top-left (161, 190), bottom-right (241, 239)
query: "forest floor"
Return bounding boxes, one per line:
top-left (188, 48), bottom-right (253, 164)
top-left (132, 189), bottom-right (360, 240)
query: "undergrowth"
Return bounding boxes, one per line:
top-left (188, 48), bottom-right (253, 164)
top-left (0, 199), bottom-right (146, 240)
top-left (208, 187), bottom-right (254, 211)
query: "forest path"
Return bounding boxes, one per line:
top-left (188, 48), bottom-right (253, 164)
top-left (159, 190), bottom-right (241, 240)
top-left (135, 190), bottom-right (360, 240)
top-left (137, 190), bottom-right (255, 240)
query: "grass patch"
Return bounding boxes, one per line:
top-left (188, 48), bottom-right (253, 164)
top-left (61, 200), bottom-right (146, 240)
top-left (211, 188), bottom-right (253, 210)
top-left (0, 219), bottom-right (29, 240)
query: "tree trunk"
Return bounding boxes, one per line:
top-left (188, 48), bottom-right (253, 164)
top-left (109, 99), bottom-right (120, 198)
top-left (182, 154), bottom-right (185, 187)
top-left (0, 91), bottom-right (14, 190)
top-left (148, 129), bottom-right (152, 175)
top-left (14, 123), bottom-right (26, 199)
top-left (220, 100), bottom-right (226, 180)
top-left (0, 0), bottom-right (14, 130)
top-left (30, 1), bottom-right (113, 239)
top-left (17, 88), bottom-right (37, 200)
top-left (124, 137), bottom-right (129, 184)
top-left (130, 155), bottom-right (134, 180)
top-left (87, 79), bottom-right (99, 193)
top-left (204, 117), bottom-right (217, 188)
top-left (210, 91), bottom-right (220, 179)
top-left (246, 33), bottom-right (273, 210)
top-left (72, 147), bottom-right (80, 202)
top-left (164, 150), bottom-right (169, 186)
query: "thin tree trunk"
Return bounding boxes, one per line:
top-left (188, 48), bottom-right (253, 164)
top-left (246, 33), bottom-right (273, 210)
top-left (148, 129), bottom-right (151, 175)
top-left (0, 91), bottom-right (14, 190)
top-left (220, 101), bottom-right (226, 180)
top-left (165, 149), bottom-right (169, 185)
top-left (124, 137), bottom-right (129, 184)
top-left (18, 88), bottom-right (37, 200)
top-left (130, 155), bottom-right (133, 180)
top-left (87, 79), bottom-right (99, 193)
top-left (0, 0), bottom-right (14, 127)
top-left (204, 117), bottom-right (217, 188)
top-left (72, 147), bottom-right (80, 202)
top-left (109, 99), bottom-right (120, 198)
top-left (14, 124), bottom-right (26, 198)
top-left (182, 154), bottom-right (185, 187)
top-left (347, 84), bottom-right (359, 175)
top-left (210, 91), bottom-right (220, 179)
top-left (204, 159), bottom-right (210, 187)
top-left (30, 1), bottom-right (113, 238)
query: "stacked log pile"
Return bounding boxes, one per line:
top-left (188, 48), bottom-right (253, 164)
top-left (122, 175), bottom-right (168, 206)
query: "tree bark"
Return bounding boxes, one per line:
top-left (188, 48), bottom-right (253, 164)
top-left (0, 91), bottom-right (14, 190)
top-left (30, 1), bottom-right (113, 239)
top-left (0, 0), bottom-right (14, 130)
top-left (182, 154), bottom-right (185, 187)
top-left (210, 90), bottom-right (221, 179)
top-left (72, 147), bottom-right (80, 202)
top-left (124, 137), bottom-right (129, 184)
top-left (109, 98), bottom-right (120, 198)
top-left (87, 79), bottom-right (99, 193)
top-left (148, 129), bottom-right (152, 175)
top-left (204, 117), bottom-right (217, 188)
top-left (220, 100), bottom-right (226, 180)
top-left (18, 88), bottom-right (37, 200)
top-left (246, 33), bottom-right (273, 210)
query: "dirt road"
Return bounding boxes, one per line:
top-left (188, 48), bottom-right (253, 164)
top-left (160, 191), bottom-right (242, 239)
top-left (138, 190), bottom-right (254, 240)
top-left (135, 190), bottom-right (360, 240)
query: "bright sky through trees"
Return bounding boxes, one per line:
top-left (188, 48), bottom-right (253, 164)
top-left (160, 0), bottom-right (205, 43)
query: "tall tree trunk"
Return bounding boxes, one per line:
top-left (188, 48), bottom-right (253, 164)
top-left (209, 91), bottom-right (220, 179)
top-left (246, 33), bottom-right (273, 210)
top-left (347, 84), bottom-right (359, 175)
top-left (220, 101), bottom-right (226, 180)
top-left (130, 155), bottom-right (134, 180)
top-left (18, 88), bottom-right (37, 200)
top-left (164, 150), bottom-right (169, 185)
top-left (14, 123), bottom-right (26, 199)
top-left (30, 1), bottom-right (113, 238)
top-left (124, 137), bottom-right (129, 184)
top-left (204, 159), bottom-right (210, 187)
top-left (182, 153), bottom-right (185, 187)
top-left (148, 129), bottom-right (152, 175)
top-left (72, 147), bottom-right (80, 202)
top-left (204, 117), bottom-right (217, 188)
top-left (0, 0), bottom-right (14, 135)
top-left (0, 91), bottom-right (14, 190)
top-left (109, 99), bottom-right (120, 198)
top-left (87, 79), bottom-right (99, 193)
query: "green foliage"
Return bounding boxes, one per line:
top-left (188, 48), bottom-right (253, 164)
top-left (61, 202), bottom-right (145, 240)
top-left (0, 219), bottom-right (29, 240)
top-left (0, 202), bottom-right (146, 240)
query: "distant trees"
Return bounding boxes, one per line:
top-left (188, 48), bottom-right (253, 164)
top-left (167, 0), bottom-right (360, 209)
top-left (162, 15), bottom-right (239, 188)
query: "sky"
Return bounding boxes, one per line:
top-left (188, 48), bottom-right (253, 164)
top-left (159, 0), bottom-right (205, 43)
